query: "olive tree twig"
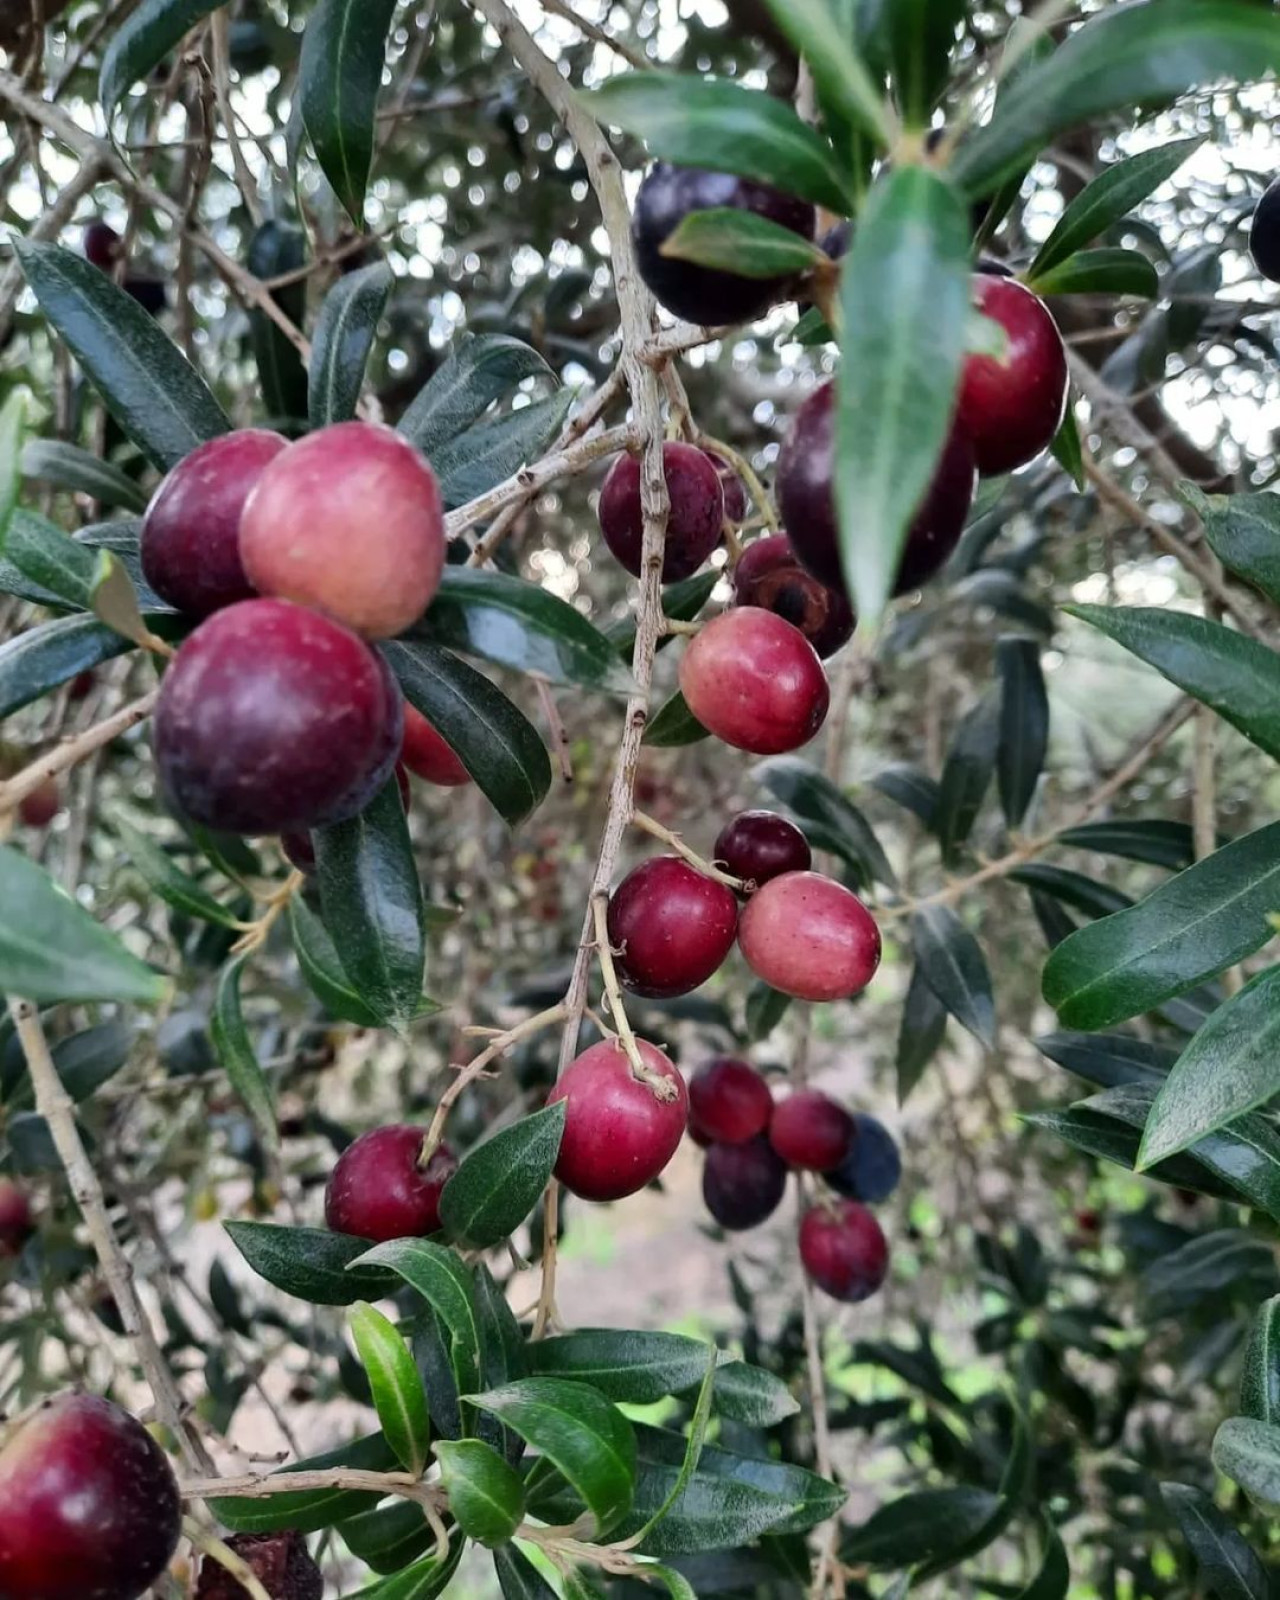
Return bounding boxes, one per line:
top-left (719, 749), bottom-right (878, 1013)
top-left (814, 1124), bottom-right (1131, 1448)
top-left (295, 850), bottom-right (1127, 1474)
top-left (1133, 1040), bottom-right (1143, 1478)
top-left (0, 688), bottom-right (160, 818)
top-left (8, 1000), bottom-right (214, 1474)
top-left (629, 809), bottom-right (749, 893)
top-left (181, 1468), bottom-right (448, 1512)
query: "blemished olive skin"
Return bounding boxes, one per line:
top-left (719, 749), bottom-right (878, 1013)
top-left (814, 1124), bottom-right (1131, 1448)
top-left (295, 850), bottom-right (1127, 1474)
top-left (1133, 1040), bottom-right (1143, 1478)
top-left (680, 610), bottom-right (830, 755)
top-left (195, 1531), bottom-right (323, 1600)
top-left (141, 429), bottom-right (286, 617)
top-left (549, 1039), bottom-right (689, 1202)
top-left (17, 777), bottom-right (60, 829)
top-left (689, 1057), bottom-right (774, 1145)
top-left (153, 598), bottom-right (403, 836)
top-left (738, 871), bottom-right (881, 1002)
top-left (633, 163), bottom-right (816, 326)
top-left (703, 1136), bottom-right (789, 1230)
top-left (957, 275), bottom-right (1068, 476)
top-left (733, 534), bottom-right (855, 658)
top-left (239, 421), bottom-right (446, 639)
top-left (713, 809), bottom-right (812, 893)
top-left (606, 856), bottom-right (740, 998)
top-left (324, 1125), bottom-right (458, 1242)
top-left (599, 443), bottom-right (724, 582)
top-left (0, 1394), bottom-right (182, 1600)
top-left (1250, 176), bottom-right (1280, 283)
top-left (769, 1090), bottom-right (855, 1172)
top-left (800, 1200), bottom-right (890, 1303)
top-left (778, 380), bottom-right (977, 599)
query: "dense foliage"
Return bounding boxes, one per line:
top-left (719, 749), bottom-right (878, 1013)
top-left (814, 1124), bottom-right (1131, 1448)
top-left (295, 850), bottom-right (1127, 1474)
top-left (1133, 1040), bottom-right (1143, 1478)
top-left (3, 2), bottom-right (1280, 1597)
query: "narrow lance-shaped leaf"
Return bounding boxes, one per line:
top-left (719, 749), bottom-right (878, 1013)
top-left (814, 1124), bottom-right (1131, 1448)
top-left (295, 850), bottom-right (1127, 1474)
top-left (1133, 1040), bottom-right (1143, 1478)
top-left (493, 1547), bottom-right (558, 1600)
top-left (585, 74), bottom-right (853, 214)
top-left (0, 390), bottom-right (26, 556)
top-left (953, 2), bottom-right (1280, 200)
top-left (661, 209), bottom-right (828, 279)
top-left (912, 904), bottom-right (996, 1049)
top-left (21, 439), bottom-right (147, 513)
top-left (1029, 247), bottom-right (1159, 299)
top-left (438, 1101), bottom-right (566, 1250)
top-left (1160, 1483), bottom-right (1269, 1600)
top-left (351, 1238), bottom-right (483, 1397)
top-left (1030, 137), bottom-right (1202, 277)
top-left (286, 897), bottom-right (382, 1028)
top-left (1212, 1416), bottom-right (1280, 1515)
top-left (835, 166), bottom-right (971, 622)
top-left (854, 0), bottom-right (967, 127)
top-left (349, 1301), bottom-right (432, 1477)
top-left (1136, 966), bottom-right (1280, 1169)
top-left (897, 960), bottom-right (948, 1104)
top-left (100, 0), bottom-right (230, 126)
top-left (432, 390), bottom-right (574, 510)
top-left (0, 846), bottom-right (166, 1006)
top-left (225, 1220), bottom-right (397, 1307)
top-left (996, 637), bottom-right (1048, 829)
top-left (755, 0), bottom-right (894, 142)
top-left (309, 260), bottom-right (394, 428)
top-left (1187, 484), bottom-right (1280, 609)
top-left (1051, 405), bottom-right (1085, 490)
top-left (398, 334), bottom-right (556, 461)
top-left (210, 957), bottom-right (279, 1156)
top-left (314, 776), bottom-right (427, 1032)
top-left (1241, 1295), bottom-right (1280, 1426)
top-left (247, 221), bottom-right (308, 424)
top-left (1016, 1522), bottom-right (1070, 1600)
top-left (433, 1439), bottom-right (525, 1547)
top-left (14, 242), bottom-right (230, 471)
top-left (1043, 821), bottom-right (1280, 1031)
top-left (935, 690), bottom-right (1000, 866)
top-left (299, 0), bottom-right (399, 223)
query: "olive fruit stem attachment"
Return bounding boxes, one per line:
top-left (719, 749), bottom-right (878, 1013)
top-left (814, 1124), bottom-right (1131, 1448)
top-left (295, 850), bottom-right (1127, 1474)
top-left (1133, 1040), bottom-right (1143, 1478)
top-left (419, 1003), bottom-right (569, 1164)
top-left (231, 869), bottom-right (305, 956)
top-left (182, 1519), bottom-right (273, 1600)
top-left (629, 810), bottom-right (751, 894)
top-left (693, 433), bottom-right (779, 534)
top-left (590, 893), bottom-right (677, 1101)
top-left (660, 618), bottom-right (701, 637)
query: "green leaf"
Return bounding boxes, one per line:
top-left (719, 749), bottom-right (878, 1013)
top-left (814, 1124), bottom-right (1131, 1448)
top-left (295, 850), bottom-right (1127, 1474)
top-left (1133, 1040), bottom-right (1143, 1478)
top-left (1050, 405), bottom-right (1085, 490)
top-left (432, 391), bottom-right (575, 510)
top-left (1024, 1104), bottom-right (1243, 1204)
top-left (1031, 138), bottom-right (1202, 277)
top-left (753, 756), bottom-right (896, 888)
top-left (1028, 246), bottom-right (1159, 299)
top-left (314, 776), bottom-right (427, 1032)
top-left (870, 762), bottom-right (939, 829)
top-left (609, 571), bottom-right (719, 662)
top-left (382, 639), bottom-right (551, 827)
top-left (14, 242), bottom-right (230, 471)
top-left (298, 0), bottom-right (398, 223)
top-left (1189, 486), bottom-right (1280, 608)
top-left (1088, 1083), bottom-right (1280, 1221)
top-left (1009, 863), bottom-right (1132, 921)
top-left (640, 1567), bottom-right (698, 1600)
top-left (434, 1438), bottom-right (525, 1546)
top-left (911, 905), bottom-right (996, 1049)
top-left (3, 1021), bottom-right (131, 1111)
top-left (953, 1), bottom-right (1280, 200)
top-left (413, 568), bottom-right (634, 697)
top-left (834, 165), bottom-right (970, 622)
top-left (309, 260), bottom-right (393, 428)
top-left (1057, 817), bottom-right (1200, 870)
top-left (399, 335), bottom-right (556, 462)
top-left (995, 638), bottom-right (1048, 830)
top-left (528, 1329), bottom-right (716, 1404)
top-left (756, 0), bottom-right (892, 141)
top-left (1137, 967), bottom-right (1280, 1169)
top-left (1160, 1483), bottom-right (1268, 1600)
top-left (627, 1346), bottom-right (718, 1548)
top-left (493, 1546), bottom-right (559, 1600)
top-left (0, 390), bottom-right (25, 554)
top-left (586, 75), bottom-right (853, 214)
top-left (224, 1220), bottom-right (397, 1306)
top-left (287, 896), bottom-right (383, 1027)
top-left (210, 957), bottom-right (279, 1156)
top-left (352, 1238), bottom-right (483, 1397)
top-left (897, 961), bottom-right (948, 1104)
top-left (1212, 1416), bottom-right (1280, 1514)
top-left (644, 688), bottom-right (709, 748)
top-left (115, 818), bottom-right (242, 929)
top-left (844, 1487), bottom-right (1001, 1567)
top-left (339, 1501), bottom-right (435, 1575)
top-left (468, 1378), bottom-right (636, 1537)
top-left (21, 439), bottom-right (147, 512)
top-left (210, 1432), bottom-right (399, 1533)
top-left (8, 508), bottom-right (109, 611)
top-left (0, 845), bottom-right (165, 1005)
top-left (350, 1301), bottom-right (432, 1476)
top-left (935, 690), bottom-right (1000, 866)
top-left (1042, 821), bottom-right (1280, 1030)
top-left (246, 221), bottom-right (308, 424)
top-left (347, 1542), bottom-right (464, 1600)
top-left (745, 981), bottom-right (792, 1042)
top-left (1143, 1228), bottom-right (1277, 1312)
top-left (661, 207), bottom-right (829, 279)
top-left (1016, 1522), bottom-right (1069, 1600)
top-left (1035, 1030), bottom-right (1176, 1092)
top-left (1241, 1295), bottom-right (1280, 1426)
top-left (439, 1101), bottom-right (565, 1250)
top-left (706, 1362), bottom-right (799, 1426)
top-left (100, 0), bottom-right (229, 125)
